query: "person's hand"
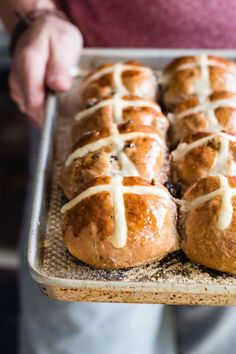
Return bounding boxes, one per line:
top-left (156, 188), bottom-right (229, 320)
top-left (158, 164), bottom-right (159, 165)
top-left (9, 14), bottom-right (83, 126)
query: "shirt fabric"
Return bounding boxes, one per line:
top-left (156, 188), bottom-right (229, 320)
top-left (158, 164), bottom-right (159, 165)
top-left (57, 0), bottom-right (236, 48)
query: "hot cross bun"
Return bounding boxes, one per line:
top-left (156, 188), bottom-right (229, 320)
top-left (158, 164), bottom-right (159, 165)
top-left (181, 175), bottom-right (236, 274)
top-left (162, 55), bottom-right (236, 110)
top-left (171, 132), bottom-right (236, 190)
top-left (169, 91), bottom-right (236, 144)
top-left (72, 94), bottom-right (168, 142)
top-left (61, 123), bottom-right (169, 199)
top-left (61, 176), bottom-right (179, 269)
top-left (82, 61), bottom-right (157, 103)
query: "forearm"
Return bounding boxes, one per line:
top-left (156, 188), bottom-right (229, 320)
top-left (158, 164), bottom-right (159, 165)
top-left (0, 0), bottom-right (56, 33)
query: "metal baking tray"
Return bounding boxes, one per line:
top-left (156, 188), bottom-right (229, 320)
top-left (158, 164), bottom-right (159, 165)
top-left (27, 48), bottom-right (236, 305)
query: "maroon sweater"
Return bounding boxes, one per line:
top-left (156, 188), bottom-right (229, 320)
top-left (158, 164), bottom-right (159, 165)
top-left (57, 0), bottom-right (236, 48)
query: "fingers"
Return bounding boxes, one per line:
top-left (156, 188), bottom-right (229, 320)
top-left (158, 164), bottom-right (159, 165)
top-left (9, 43), bottom-right (48, 126)
top-left (9, 84), bottom-right (26, 112)
top-left (46, 27), bottom-right (82, 91)
top-left (9, 18), bottom-right (83, 126)
top-left (20, 49), bottom-right (46, 111)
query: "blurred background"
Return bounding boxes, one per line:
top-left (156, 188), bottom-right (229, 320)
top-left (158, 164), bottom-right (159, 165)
top-left (0, 21), bottom-right (30, 354)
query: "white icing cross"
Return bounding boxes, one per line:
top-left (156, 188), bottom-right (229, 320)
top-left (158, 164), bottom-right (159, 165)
top-left (172, 132), bottom-right (236, 176)
top-left (83, 63), bottom-right (153, 96)
top-left (75, 93), bottom-right (161, 124)
top-left (162, 54), bottom-right (236, 99)
top-left (61, 175), bottom-right (172, 248)
top-left (169, 96), bottom-right (236, 132)
top-left (194, 54), bottom-right (211, 99)
top-left (65, 123), bottom-right (163, 178)
top-left (163, 55), bottom-right (236, 83)
top-left (183, 175), bottom-right (236, 230)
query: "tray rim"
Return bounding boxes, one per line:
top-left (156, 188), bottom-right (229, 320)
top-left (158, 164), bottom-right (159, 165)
top-left (27, 48), bottom-right (236, 302)
top-left (78, 47), bottom-right (236, 58)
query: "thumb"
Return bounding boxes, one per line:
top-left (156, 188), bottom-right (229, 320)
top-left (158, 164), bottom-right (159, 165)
top-left (46, 62), bottom-right (72, 92)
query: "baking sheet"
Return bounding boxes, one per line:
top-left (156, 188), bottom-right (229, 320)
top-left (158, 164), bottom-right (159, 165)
top-left (27, 48), bottom-right (236, 305)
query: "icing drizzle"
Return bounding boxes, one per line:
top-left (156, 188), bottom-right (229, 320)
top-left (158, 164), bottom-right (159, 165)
top-left (183, 175), bottom-right (236, 230)
top-left (163, 55), bottom-right (236, 84)
top-left (169, 96), bottom-right (236, 132)
top-left (172, 132), bottom-right (236, 176)
top-left (65, 124), bottom-right (163, 178)
top-left (75, 93), bottom-right (161, 123)
top-left (83, 63), bottom-right (153, 95)
top-left (163, 55), bottom-right (236, 101)
top-left (61, 176), bottom-right (172, 248)
top-left (194, 54), bottom-right (211, 98)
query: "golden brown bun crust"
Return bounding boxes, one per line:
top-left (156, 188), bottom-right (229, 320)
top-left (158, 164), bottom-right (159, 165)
top-left (181, 176), bottom-right (236, 274)
top-left (72, 95), bottom-right (168, 142)
top-left (82, 61), bottom-right (157, 103)
top-left (172, 132), bottom-right (236, 188)
top-left (164, 56), bottom-right (236, 75)
top-left (163, 56), bottom-right (236, 110)
top-left (61, 123), bottom-right (169, 199)
top-left (170, 91), bottom-right (236, 143)
top-left (62, 177), bottom-right (179, 269)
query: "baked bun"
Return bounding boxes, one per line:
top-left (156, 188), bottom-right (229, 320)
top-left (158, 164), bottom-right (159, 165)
top-left (171, 132), bottom-right (236, 189)
top-left (82, 61), bottom-right (157, 103)
top-left (162, 55), bottom-right (236, 110)
top-left (169, 91), bottom-right (236, 144)
top-left (72, 94), bottom-right (168, 142)
top-left (61, 123), bottom-right (168, 199)
top-left (61, 176), bottom-right (179, 269)
top-left (181, 175), bottom-right (236, 274)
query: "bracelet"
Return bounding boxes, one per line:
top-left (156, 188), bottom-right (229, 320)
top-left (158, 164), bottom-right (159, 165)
top-left (10, 9), bottom-right (69, 55)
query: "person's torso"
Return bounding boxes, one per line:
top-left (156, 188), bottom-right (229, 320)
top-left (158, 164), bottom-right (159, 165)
top-left (57, 0), bottom-right (236, 48)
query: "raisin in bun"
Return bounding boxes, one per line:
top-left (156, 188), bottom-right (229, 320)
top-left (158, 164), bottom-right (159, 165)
top-left (72, 94), bottom-right (168, 142)
top-left (162, 55), bottom-right (236, 110)
top-left (169, 91), bottom-right (236, 144)
top-left (181, 175), bottom-right (236, 274)
top-left (171, 132), bottom-right (236, 189)
top-left (81, 61), bottom-right (157, 103)
top-left (61, 176), bottom-right (179, 269)
top-left (61, 123), bottom-right (168, 199)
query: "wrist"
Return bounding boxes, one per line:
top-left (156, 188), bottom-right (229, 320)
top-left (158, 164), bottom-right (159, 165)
top-left (0, 0), bottom-right (56, 33)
